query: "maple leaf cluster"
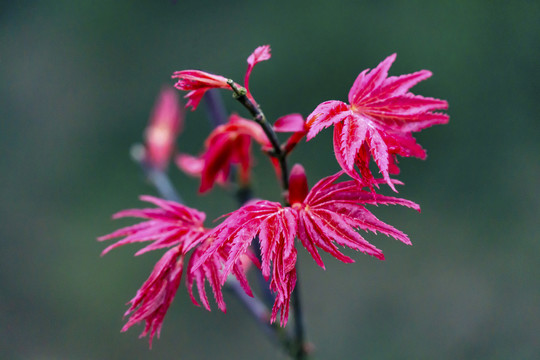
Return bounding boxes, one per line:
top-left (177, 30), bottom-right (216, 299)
top-left (99, 45), bottom-right (448, 346)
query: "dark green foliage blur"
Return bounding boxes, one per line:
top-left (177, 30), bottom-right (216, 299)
top-left (1, 1), bottom-right (539, 359)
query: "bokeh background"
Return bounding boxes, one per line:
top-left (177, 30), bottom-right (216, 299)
top-left (1, 1), bottom-right (539, 359)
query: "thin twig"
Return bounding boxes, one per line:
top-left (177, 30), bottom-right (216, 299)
top-left (227, 80), bottom-right (289, 190)
top-left (228, 82), bottom-right (309, 359)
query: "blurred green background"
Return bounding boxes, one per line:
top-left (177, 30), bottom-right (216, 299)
top-left (1, 1), bottom-right (539, 359)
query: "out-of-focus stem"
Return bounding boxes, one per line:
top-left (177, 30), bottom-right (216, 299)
top-left (291, 264), bottom-right (308, 359)
top-left (228, 278), bottom-right (296, 358)
top-left (226, 278), bottom-right (276, 338)
top-left (251, 236), bottom-right (277, 309)
top-left (130, 144), bottom-right (183, 203)
top-left (204, 89), bottom-right (228, 127)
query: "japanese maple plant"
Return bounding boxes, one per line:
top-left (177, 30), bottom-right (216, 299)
top-left (99, 45), bottom-right (448, 359)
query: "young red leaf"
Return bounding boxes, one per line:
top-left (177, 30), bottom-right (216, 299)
top-left (193, 167), bottom-right (419, 326)
top-left (306, 54), bottom-right (449, 190)
top-left (176, 114), bottom-right (271, 193)
top-left (172, 70), bottom-right (233, 110)
top-left (98, 196), bottom-right (253, 346)
top-left (244, 45), bottom-right (271, 100)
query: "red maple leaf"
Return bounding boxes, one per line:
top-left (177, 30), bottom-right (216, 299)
top-left (306, 54), bottom-right (449, 191)
top-left (176, 113), bottom-right (271, 193)
top-left (194, 165), bottom-right (419, 326)
top-left (98, 196), bottom-right (252, 346)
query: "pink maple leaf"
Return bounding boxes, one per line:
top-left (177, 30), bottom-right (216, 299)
top-left (98, 196), bottom-right (250, 346)
top-left (172, 45), bottom-right (271, 110)
top-left (176, 113), bottom-right (271, 193)
top-left (306, 54), bottom-right (449, 191)
top-left (194, 164), bottom-right (419, 326)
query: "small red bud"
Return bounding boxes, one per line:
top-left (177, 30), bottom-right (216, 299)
top-left (288, 164), bottom-right (308, 205)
